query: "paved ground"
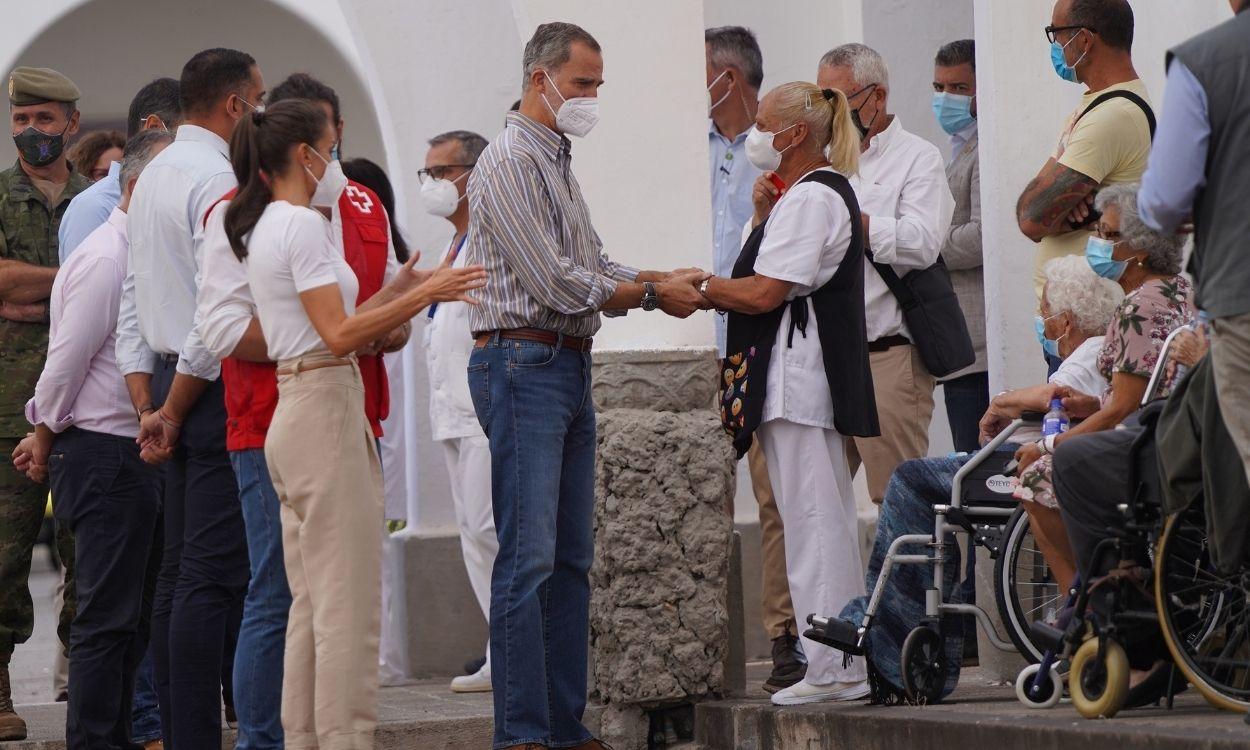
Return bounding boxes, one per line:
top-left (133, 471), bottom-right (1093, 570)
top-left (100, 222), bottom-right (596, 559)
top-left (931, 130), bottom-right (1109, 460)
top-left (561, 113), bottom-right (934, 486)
top-left (699, 663), bottom-right (1250, 750)
top-left (11, 549), bottom-right (62, 707)
top-left (10, 550), bottom-right (1249, 749)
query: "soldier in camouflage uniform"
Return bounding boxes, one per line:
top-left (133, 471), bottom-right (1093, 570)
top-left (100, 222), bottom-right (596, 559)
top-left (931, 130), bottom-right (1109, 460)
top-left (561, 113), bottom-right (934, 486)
top-left (0, 66), bottom-right (88, 740)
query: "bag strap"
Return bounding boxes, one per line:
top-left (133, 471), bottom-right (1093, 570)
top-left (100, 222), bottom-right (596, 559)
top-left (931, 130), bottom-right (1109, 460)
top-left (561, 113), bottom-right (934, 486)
top-left (866, 249), bottom-right (919, 310)
top-left (793, 169), bottom-right (865, 279)
top-left (1076, 89), bottom-right (1157, 139)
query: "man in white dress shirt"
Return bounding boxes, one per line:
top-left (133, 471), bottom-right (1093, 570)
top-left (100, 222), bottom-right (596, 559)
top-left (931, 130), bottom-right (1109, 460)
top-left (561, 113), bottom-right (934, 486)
top-left (115, 48), bottom-right (264, 750)
top-left (419, 129), bottom-right (498, 694)
top-left (817, 44), bottom-right (954, 505)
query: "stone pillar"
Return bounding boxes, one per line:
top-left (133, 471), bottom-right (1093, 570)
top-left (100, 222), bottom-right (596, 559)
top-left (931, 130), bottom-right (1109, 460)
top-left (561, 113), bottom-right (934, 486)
top-left (589, 349), bottom-right (737, 750)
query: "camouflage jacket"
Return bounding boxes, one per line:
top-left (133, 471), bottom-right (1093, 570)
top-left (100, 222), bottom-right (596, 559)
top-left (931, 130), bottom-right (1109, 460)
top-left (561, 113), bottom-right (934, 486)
top-left (0, 159), bottom-right (89, 437)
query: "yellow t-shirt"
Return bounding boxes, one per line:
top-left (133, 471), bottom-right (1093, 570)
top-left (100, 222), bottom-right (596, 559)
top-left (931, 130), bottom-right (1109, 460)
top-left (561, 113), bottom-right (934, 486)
top-left (1034, 79), bottom-right (1153, 298)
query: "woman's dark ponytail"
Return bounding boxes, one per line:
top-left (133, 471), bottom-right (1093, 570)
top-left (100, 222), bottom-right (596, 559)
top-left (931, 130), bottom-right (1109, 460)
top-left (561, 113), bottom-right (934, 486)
top-left (223, 99), bottom-right (329, 261)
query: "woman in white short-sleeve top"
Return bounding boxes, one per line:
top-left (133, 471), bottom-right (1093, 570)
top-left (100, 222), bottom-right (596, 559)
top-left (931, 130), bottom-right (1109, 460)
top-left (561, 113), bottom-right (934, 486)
top-left (221, 100), bottom-right (485, 747)
top-left (699, 82), bottom-right (874, 707)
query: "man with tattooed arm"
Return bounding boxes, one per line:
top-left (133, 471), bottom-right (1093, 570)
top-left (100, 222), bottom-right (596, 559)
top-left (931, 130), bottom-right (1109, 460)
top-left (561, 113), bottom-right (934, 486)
top-left (1016, 0), bottom-right (1153, 373)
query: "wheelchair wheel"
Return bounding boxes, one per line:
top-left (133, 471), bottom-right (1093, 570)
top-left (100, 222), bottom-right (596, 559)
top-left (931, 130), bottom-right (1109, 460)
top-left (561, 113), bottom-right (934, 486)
top-left (996, 506), bottom-right (1064, 663)
top-left (900, 626), bottom-right (945, 705)
top-left (1155, 507), bottom-right (1250, 712)
top-left (1015, 662), bottom-right (1063, 709)
top-left (1069, 637), bottom-right (1129, 719)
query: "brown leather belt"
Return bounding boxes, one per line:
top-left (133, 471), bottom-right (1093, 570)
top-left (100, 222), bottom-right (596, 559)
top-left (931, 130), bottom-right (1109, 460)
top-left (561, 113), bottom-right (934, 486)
top-left (474, 327), bottom-right (593, 353)
top-left (868, 334), bottom-right (911, 353)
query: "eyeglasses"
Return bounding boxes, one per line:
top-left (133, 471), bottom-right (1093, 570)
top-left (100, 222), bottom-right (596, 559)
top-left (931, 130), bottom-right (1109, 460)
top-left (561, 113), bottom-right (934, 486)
top-left (1045, 24), bottom-right (1096, 44)
top-left (418, 164), bottom-right (475, 183)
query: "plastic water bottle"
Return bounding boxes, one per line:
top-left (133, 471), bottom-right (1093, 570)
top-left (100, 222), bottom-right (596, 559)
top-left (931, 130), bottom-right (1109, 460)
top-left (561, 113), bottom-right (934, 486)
top-left (1174, 310), bottom-right (1211, 382)
top-left (1042, 398), bottom-right (1069, 437)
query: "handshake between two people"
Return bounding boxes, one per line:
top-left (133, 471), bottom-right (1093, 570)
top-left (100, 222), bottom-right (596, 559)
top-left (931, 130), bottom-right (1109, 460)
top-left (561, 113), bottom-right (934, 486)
top-left (650, 268), bottom-right (716, 319)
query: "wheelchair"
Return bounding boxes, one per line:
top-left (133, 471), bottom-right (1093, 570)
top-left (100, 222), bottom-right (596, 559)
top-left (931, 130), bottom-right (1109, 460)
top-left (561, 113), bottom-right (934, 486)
top-left (805, 414), bottom-right (1063, 705)
top-left (1016, 326), bottom-right (1250, 719)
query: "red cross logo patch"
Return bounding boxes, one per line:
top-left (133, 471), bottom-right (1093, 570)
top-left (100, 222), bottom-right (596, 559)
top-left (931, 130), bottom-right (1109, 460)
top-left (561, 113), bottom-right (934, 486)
top-left (346, 185), bottom-right (374, 214)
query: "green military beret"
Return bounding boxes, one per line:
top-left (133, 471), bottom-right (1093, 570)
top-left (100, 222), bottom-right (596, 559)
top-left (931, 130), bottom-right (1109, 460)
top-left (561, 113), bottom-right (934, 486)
top-left (8, 66), bottom-right (81, 106)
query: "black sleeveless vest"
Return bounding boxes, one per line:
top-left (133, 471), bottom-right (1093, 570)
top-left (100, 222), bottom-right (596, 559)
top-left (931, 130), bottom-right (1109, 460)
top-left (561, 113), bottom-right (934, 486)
top-left (723, 170), bottom-right (879, 457)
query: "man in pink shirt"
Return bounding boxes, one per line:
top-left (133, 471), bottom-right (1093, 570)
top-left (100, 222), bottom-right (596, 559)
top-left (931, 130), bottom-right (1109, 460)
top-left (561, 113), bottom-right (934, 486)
top-left (12, 129), bottom-right (172, 750)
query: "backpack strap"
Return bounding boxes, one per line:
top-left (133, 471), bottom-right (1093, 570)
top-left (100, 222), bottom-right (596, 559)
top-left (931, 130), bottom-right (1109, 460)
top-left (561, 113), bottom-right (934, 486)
top-left (1076, 89), bottom-right (1157, 140)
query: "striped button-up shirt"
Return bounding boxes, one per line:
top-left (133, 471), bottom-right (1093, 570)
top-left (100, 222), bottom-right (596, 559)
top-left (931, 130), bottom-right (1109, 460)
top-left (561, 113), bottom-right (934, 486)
top-left (466, 112), bottom-right (639, 338)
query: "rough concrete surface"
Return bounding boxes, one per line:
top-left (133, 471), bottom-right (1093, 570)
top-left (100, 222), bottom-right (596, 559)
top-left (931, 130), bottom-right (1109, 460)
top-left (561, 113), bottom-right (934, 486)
top-left (591, 408), bottom-right (736, 711)
top-left (697, 663), bottom-right (1249, 750)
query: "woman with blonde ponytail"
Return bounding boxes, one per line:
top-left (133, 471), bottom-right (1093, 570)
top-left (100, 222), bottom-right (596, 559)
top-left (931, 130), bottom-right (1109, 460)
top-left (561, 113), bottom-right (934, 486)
top-left (698, 81), bottom-right (879, 706)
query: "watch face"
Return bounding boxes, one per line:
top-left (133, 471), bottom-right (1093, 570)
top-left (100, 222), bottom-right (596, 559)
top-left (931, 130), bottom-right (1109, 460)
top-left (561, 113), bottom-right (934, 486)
top-left (642, 296), bottom-right (658, 311)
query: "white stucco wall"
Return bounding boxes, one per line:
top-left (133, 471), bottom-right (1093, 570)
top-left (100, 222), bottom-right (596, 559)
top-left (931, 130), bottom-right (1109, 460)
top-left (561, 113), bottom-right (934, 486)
top-left (0, 0), bottom-right (385, 170)
top-left (975, 0), bottom-right (1233, 395)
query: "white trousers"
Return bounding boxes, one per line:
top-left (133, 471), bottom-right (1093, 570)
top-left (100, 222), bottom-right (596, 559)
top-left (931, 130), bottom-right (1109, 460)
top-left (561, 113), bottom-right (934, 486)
top-left (758, 419), bottom-right (867, 685)
top-left (441, 435), bottom-right (498, 665)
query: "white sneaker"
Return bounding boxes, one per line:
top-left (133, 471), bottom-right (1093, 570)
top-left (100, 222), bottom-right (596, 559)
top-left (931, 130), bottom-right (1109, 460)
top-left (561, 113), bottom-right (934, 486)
top-left (770, 678), bottom-right (870, 706)
top-left (450, 664), bottom-right (492, 693)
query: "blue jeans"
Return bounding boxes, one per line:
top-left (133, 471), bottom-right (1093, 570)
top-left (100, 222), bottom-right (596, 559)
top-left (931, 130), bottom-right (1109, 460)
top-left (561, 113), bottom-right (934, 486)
top-left (230, 449), bottom-right (290, 750)
top-left (467, 337), bottom-right (596, 749)
top-left (839, 457), bottom-right (975, 699)
top-left (943, 371), bottom-right (990, 454)
top-left (131, 651), bottom-right (162, 743)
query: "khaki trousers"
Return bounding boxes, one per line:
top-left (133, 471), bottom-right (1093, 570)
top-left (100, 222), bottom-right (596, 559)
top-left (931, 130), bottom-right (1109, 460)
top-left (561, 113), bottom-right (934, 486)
top-left (1211, 312), bottom-right (1250, 487)
top-left (746, 441), bottom-right (797, 640)
top-left (266, 357), bottom-right (383, 750)
top-left (847, 344), bottom-right (937, 504)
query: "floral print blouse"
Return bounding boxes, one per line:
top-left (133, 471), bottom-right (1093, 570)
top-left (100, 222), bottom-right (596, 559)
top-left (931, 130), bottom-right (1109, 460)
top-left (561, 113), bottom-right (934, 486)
top-left (1096, 275), bottom-right (1194, 402)
top-left (1015, 275), bottom-right (1194, 508)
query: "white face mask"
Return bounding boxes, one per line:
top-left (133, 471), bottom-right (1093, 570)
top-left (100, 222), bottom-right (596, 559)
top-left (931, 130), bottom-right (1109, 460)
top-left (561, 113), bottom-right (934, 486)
top-left (744, 123), bottom-right (797, 172)
top-left (541, 70), bottom-right (599, 138)
top-left (421, 171), bottom-right (469, 218)
top-left (305, 146), bottom-right (348, 209)
top-left (707, 69), bottom-right (730, 115)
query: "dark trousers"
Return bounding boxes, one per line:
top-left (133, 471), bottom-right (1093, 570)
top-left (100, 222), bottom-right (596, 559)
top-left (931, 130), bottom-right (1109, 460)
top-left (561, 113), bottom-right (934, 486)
top-left (150, 359), bottom-right (248, 750)
top-left (1052, 425), bottom-right (1143, 577)
top-left (49, 428), bottom-right (161, 750)
top-left (943, 371), bottom-right (990, 454)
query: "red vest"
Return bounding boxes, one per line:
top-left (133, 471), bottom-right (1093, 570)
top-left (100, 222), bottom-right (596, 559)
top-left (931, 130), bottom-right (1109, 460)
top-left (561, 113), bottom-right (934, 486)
top-left (213, 181), bottom-right (393, 451)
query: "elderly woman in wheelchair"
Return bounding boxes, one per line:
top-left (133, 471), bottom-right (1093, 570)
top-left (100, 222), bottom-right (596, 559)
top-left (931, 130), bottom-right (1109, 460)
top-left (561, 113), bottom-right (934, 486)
top-left (808, 184), bottom-right (1195, 708)
top-left (804, 255), bottom-right (1121, 704)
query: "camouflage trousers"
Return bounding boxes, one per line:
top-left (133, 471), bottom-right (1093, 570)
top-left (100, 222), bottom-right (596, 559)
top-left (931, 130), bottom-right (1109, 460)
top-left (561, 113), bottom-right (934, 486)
top-left (0, 437), bottom-right (74, 665)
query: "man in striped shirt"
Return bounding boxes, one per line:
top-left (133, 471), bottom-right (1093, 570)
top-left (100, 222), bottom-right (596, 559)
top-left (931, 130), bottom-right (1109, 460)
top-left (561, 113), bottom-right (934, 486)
top-left (465, 21), bottom-right (707, 750)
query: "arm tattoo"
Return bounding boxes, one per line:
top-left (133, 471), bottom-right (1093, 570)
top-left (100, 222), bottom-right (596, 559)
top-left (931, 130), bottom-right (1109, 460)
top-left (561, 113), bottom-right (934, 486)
top-left (1017, 161), bottom-right (1098, 235)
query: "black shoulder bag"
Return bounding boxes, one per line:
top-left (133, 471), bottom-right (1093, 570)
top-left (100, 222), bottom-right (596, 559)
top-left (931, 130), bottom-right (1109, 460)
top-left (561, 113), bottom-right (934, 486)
top-left (867, 254), bottom-right (975, 379)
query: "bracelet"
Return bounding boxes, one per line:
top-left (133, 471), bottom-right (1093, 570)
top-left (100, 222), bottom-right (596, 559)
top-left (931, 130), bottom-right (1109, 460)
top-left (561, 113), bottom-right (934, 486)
top-left (158, 410), bottom-right (182, 429)
top-left (136, 405), bottom-right (155, 420)
top-left (1038, 435), bottom-right (1057, 455)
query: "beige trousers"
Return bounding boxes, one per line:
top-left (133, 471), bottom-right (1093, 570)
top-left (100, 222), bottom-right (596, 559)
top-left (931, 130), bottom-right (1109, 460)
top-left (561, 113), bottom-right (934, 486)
top-left (1211, 312), bottom-right (1250, 487)
top-left (746, 440), bottom-right (797, 640)
top-left (266, 356), bottom-right (384, 750)
top-left (846, 344), bottom-right (937, 504)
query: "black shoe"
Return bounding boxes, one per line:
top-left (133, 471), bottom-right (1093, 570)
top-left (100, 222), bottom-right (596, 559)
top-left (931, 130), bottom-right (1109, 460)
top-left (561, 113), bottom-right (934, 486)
top-left (464, 655), bottom-right (487, 676)
top-left (802, 615), bottom-right (865, 656)
top-left (763, 624), bottom-right (808, 694)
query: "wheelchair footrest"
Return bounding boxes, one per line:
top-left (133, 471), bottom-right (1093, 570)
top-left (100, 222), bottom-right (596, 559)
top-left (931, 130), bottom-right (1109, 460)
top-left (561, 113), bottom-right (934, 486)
top-left (804, 614), bottom-right (865, 655)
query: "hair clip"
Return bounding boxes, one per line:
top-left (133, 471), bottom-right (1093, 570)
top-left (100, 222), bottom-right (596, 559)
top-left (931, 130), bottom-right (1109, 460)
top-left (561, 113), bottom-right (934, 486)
top-left (821, 88), bottom-right (836, 101)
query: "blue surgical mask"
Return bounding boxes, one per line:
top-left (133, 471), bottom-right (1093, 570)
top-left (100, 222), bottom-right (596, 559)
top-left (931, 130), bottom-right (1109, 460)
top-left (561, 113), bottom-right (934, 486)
top-left (1050, 31), bottom-right (1088, 83)
top-left (932, 92), bottom-right (975, 135)
top-left (1085, 236), bottom-right (1128, 281)
top-left (1035, 314), bottom-right (1066, 358)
